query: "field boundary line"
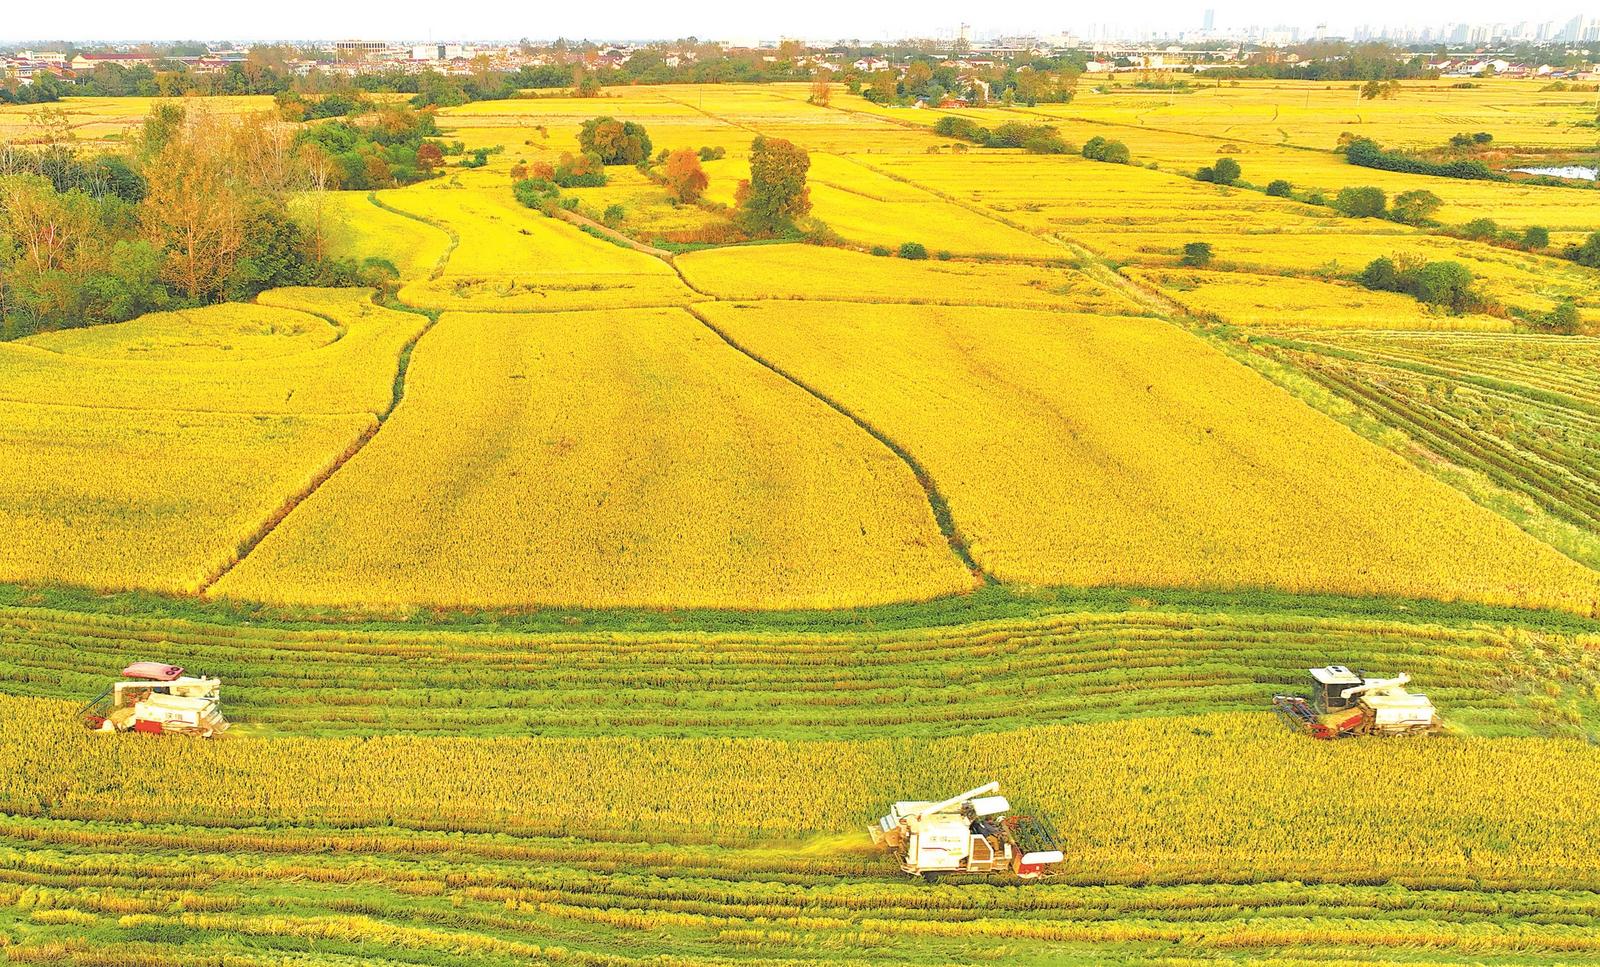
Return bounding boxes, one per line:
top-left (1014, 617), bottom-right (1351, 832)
top-left (196, 295), bottom-right (443, 597)
top-left (367, 191), bottom-right (459, 280)
top-left (835, 154), bottom-right (1190, 317)
top-left (681, 304), bottom-right (989, 581)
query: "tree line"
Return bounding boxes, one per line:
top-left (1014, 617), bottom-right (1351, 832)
top-left (0, 105), bottom-right (391, 337)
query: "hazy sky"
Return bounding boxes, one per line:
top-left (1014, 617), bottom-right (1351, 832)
top-left (3, 0), bottom-right (1596, 44)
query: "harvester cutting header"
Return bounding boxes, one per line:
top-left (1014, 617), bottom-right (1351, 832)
top-left (1273, 665), bottom-right (1442, 739)
top-left (80, 662), bottom-right (228, 738)
top-left (871, 782), bottom-right (1063, 881)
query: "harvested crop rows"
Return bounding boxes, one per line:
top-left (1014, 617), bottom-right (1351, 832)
top-left (5, 592), bottom-right (1596, 738)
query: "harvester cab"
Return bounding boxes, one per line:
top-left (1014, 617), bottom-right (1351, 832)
top-left (1273, 665), bottom-right (1441, 739)
top-left (80, 662), bottom-right (228, 738)
top-left (870, 781), bottom-right (1064, 881)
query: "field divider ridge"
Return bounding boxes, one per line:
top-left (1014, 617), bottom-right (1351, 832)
top-left (680, 304), bottom-right (988, 581)
top-left (195, 295), bottom-right (444, 596)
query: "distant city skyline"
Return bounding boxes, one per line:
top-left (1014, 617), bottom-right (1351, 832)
top-left (3, 0), bottom-right (1598, 45)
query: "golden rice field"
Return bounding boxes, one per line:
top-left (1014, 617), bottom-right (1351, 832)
top-left (676, 243), bottom-right (1144, 312)
top-left (20, 301), bottom-right (338, 360)
top-left (292, 190), bottom-right (454, 281)
top-left (700, 301), bottom-right (1600, 614)
top-left (8, 79), bottom-right (1600, 967)
top-left (1082, 228), bottom-right (1600, 323)
top-left (381, 179), bottom-right (697, 310)
top-left (0, 287), bottom-right (427, 415)
top-left (214, 306), bottom-right (974, 609)
top-left (0, 404), bottom-right (373, 594)
top-left (1126, 267), bottom-right (1514, 330)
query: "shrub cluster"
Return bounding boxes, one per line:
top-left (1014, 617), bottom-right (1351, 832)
top-left (1081, 136), bottom-right (1132, 164)
top-left (1357, 257), bottom-right (1483, 314)
top-left (932, 117), bottom-right (1074, 154)
top-left (1343, 136), bottom-right (1502, 181)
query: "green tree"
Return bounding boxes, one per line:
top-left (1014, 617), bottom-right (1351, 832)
top-left (1522, 226), bottom-right (1550, 249)
top-left (735, 136), bottom-right (811, 235)
top-left (578, 117), bottom-right (652, 165)
top-left (1389, 189), bottom-right (1442, 225)
top-left (1180, 241), bottom-right (1214, 267)
top-left (1211, 157), bottom-right (1241, 185)
top-left (1082, 136), bottom-right (1130, 164)
top-left (1539, 299), bottom-right (1580, 333)
top-left (1569, 232), bottom-right (1600, 268)
top-left (1410, 261), bottom-right (1477, 312)
top-left (1265, 179), bottom-right (1292, 196)
top-left (1333, 185), bottom-right (1386, 218)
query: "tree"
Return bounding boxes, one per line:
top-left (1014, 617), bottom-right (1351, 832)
top-left (662, 149), bottom-right (708, 203)
top-left (898, 241), bottom-right (928, 259)
top-left (1458, 217), bottom-right (1498, 240)
top-left (1199, 157), bottom-right (1242, 185)
top-left (416, 142), bottom-right (444, 172)
top-left (1410, 261), bottom-right (1476, 312)
top-left (1180, 241), bottom-right (1214, 267)
top-left (1569, 232), bottom-right (1600, 268)
top-left (809, 72), bottom-right (832, 107)
top-left (140, 111), bottom-right (247, 300)
top-left (1538, 299), bottom-right (1579, 333)
top-left (1333, 185), bottom-right (1386, 218)
top-left (1389, 189), bottom-right (1442, 225)
top-left (1265, 179), bottom-right (1293, 197)
top-left (1522, 226), bottom-right (1550, 249)
top-left (735, 135), bottom-right (810, 235)
top-left (1082, 136), bottom-right (1130, 164)
top-left (1358, 256), bottom-right (1400, 291)
top-left (1360, 79), bottom-right (1399, 99)
top-left (579, 117), bottom-right (652, 165)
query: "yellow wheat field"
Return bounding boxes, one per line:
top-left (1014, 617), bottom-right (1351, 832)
top-left (0, 402), bottom-right (373, 593)
top-left (214, 306), bottom-right (975, 610)
top-left (676, 243), bottom-right (1143, 313)
top-left (701, 300), bottom-right (1600, 614)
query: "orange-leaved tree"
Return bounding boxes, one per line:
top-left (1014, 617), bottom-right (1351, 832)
top-left (662, 149), bottom-right (708, 203)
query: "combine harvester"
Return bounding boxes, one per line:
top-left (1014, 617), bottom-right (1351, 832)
top-left (871, 782), bottom-right (1063, 882)
top-left (79, 661), bottom-right (228, 737)
top-left (1273, 665), bottom-right (1442, 739)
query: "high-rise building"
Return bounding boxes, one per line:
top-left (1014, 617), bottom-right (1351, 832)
top-left (1202, 8), bottom-right (1215, 30)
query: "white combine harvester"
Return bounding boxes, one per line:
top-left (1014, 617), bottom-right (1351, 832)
top-left (1273, 665), bottom-right (1442, 739)
top-left (870, 781), bottom-right (1063, 881)
top-left (79, 661), bottom-right (228, 738)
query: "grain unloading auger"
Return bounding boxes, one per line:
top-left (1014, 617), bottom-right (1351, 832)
top-left (79, 662), bottom-right (228, 738)
top-left (1273, 665), bottom-right (1442, 739)
top-left (870, 781), bottom-right (1064, 881)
